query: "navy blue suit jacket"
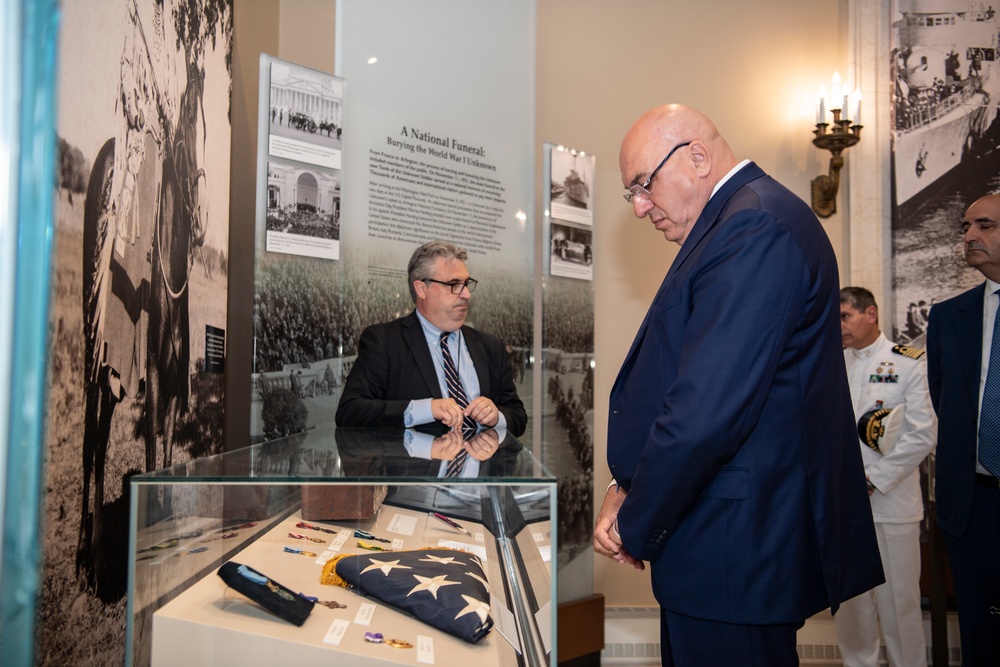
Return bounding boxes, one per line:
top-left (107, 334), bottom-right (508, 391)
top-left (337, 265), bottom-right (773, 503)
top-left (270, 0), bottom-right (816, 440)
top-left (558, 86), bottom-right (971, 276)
top-left (608, 162), bottom-right (883, 624)
top-left (336, 311), bottom-right (527, 436)
top-left (926, 283), bottom-right (985, 537)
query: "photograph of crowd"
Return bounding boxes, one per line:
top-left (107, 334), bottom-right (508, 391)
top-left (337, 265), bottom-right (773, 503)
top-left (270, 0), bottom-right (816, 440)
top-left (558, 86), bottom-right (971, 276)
top-left (542, 277), bottom-right (595, 568)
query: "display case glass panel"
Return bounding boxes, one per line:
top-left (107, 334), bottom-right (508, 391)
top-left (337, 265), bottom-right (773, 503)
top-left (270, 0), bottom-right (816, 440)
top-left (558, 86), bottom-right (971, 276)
top-left (127, 426), bottom-right (556, 667)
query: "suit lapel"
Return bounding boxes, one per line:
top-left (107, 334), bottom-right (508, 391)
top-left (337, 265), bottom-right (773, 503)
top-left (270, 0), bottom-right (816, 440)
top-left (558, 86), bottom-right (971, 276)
top-left (952, 283), bottom-right (986, 407)
top-left (402, 312), bottom-right (444, 398)
top-left (463, 327), bottom-right (491, 396)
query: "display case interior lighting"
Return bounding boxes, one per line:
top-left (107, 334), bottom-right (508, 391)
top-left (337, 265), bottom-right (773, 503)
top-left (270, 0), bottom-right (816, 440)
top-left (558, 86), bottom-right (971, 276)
top-left (367, 57), bottom-right (377, 65)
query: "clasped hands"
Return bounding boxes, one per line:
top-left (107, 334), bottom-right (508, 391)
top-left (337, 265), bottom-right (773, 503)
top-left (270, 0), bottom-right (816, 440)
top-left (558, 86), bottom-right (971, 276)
top-left (430, 396), bottom-right (500, 429)
top-left (592, 485), bottom-right (644, 571)
top-left (429, 428), bottom-right (500, 462)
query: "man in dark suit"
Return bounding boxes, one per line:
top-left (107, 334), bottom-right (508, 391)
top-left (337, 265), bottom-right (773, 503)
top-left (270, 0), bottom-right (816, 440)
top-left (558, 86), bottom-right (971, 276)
top-left (336, 240), bottom-right (526, 437)
top-left (926, 192), bottom-right (1000, 665)
top-left (592, 104), bottom-right (883, 666)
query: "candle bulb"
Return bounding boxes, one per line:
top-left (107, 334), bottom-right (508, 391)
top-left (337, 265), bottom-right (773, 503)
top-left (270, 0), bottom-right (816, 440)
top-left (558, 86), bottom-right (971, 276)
top-left (831, 72), bottom-right (842, 109)
top-left (842, 83), bottom-right (851, 121)
top-left (853, 88), bottom-right (862, 125)
top-left (817, 85), bottom-right (827, 124)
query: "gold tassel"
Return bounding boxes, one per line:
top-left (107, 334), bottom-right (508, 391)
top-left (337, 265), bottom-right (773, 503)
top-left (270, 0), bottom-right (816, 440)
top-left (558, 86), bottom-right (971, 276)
top-left (319, 546), bottom-right (474, 587)
top-left (319, 553), bottom-right (352, 587)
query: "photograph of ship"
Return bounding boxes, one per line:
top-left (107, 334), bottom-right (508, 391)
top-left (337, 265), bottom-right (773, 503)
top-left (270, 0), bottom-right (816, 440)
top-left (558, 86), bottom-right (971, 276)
top-left (549, 146), bottom-right (595, 226)
top-left (891, 0), bottom-right (1000, 344)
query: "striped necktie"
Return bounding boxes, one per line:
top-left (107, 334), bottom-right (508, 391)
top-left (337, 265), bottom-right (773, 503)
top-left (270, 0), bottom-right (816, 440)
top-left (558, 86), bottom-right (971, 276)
top-left (440, 331), bottom-right (477, 431)
top-left (979, 289), bottom-right (1000, 476)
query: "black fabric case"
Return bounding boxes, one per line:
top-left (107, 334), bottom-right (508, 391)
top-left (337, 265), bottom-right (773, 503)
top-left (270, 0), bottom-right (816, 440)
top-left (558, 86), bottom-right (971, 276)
top-left (217, 561), bottom-right (314, 626)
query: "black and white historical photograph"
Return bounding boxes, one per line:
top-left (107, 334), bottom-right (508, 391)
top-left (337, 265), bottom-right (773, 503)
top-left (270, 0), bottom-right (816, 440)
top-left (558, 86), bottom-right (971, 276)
top-left (550, 221), bottom-right (593, 281)
top-left (267, 60), bottom-right (344, 170)
top-left (549, 145), bottom-right (594, 226)
top-left (41, 1), bottom-right (233, 665)
top-left (264, 158), bottom-right (342, 259)
top-left (541, 277), bottom-right (595, 572)
top-left (891, 0), bottom-right (1000, 344)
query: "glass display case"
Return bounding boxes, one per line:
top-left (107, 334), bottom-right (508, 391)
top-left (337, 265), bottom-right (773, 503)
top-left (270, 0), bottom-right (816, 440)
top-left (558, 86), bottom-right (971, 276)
top-left (126, 425), bottom-right (556, 667)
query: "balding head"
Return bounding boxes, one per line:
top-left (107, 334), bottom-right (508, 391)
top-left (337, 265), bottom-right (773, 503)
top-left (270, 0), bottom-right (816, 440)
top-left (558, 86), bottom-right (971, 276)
top-left (620, 104), bottom-right (739, 245)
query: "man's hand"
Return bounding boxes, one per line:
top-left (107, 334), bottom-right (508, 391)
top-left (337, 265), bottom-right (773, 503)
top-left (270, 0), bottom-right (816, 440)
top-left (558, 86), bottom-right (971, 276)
top-left (464, 429), bottom-right (499, 460)
top-left (431, 397), bottom-right (466, 429)
top-left (465, 396), bottom-right (499, 427)
top-left (593, 485), bottom-right (644, 571)
top-left (429, 431), bottom-right (464, 460)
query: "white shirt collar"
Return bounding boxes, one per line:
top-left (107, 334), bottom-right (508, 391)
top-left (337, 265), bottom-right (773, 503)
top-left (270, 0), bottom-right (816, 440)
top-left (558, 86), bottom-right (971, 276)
top-left (987, 278), bottom-right (1000, 298)
top-left (711, 159), bottom-right (751, 199)
top-left (849, 332), bottom-right (885, 359)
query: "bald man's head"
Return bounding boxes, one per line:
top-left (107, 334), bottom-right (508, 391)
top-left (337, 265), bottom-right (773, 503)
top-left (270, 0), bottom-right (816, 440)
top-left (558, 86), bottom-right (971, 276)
top-left (619, 104), bottom-right (739, 245)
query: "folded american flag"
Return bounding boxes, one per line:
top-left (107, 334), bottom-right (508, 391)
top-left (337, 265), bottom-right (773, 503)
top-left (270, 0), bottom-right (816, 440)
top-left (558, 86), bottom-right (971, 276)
top-left (320, 547), bottom-right (493, 643)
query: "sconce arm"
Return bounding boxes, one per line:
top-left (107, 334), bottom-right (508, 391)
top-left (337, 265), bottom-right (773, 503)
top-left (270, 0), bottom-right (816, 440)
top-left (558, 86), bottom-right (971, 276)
top-left (811, 153), bottom-right (845, 218)
top-left (810, 122), bottom-right (861, 218)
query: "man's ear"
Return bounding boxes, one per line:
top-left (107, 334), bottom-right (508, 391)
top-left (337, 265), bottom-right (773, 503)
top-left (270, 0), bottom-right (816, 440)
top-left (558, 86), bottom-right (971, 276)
top-left (413, 280), bottom-right (427, 301)
top-left (688, 141), bottom-right (710, 176)
top-left (865, 305), bottom-right (879, 323)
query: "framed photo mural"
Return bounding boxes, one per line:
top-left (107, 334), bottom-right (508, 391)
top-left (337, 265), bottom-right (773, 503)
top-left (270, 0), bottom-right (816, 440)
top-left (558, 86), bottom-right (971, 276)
top-left (541, 142), bottom-right (595, 601)
top-left (890, 0), bottom-right (1000, 343)
top-left (251, 56), bottom-right (346, 443)
top-left (41, 1), bottom-right (233, 664)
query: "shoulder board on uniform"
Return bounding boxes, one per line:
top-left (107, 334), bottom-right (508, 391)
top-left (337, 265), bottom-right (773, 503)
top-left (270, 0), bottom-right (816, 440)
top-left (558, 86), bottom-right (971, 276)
top-left (892, 344), bottom-right (925, 360)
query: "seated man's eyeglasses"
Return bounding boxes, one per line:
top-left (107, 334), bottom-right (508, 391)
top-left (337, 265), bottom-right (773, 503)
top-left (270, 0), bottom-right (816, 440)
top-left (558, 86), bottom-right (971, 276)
top-left (423, 278), bottom-right (478, 294)
top-left (623, 141), bottom-right (692, 204)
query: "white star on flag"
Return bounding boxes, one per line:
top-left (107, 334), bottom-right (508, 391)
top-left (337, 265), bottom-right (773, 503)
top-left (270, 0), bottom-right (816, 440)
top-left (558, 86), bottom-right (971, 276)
top-left (454, 594), bottom-right (491, 623)
top-left (466, 571), bottom-right (489, 591)
top-left (407, 574), bottom-right (460, 599)
top-left (361, 558), bottom-right (413, 576)
top-left (420, 554), bottom-right (459, 566)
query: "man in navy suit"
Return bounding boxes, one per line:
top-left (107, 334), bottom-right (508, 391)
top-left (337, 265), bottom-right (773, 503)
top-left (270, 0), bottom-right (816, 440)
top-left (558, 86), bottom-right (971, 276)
top-left (926, 192), bottom-right (1000, 665)
top-left (336, 240), bottom-right (526, 437)
top-left (592, 104), bottom-right (883, 665)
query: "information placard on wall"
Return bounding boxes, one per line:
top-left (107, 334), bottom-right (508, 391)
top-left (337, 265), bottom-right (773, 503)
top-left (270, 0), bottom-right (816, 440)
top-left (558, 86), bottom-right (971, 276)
top-left (260, 58), bottom-right (345, 261)
top-left (335, 2), bottom-right (536, 434)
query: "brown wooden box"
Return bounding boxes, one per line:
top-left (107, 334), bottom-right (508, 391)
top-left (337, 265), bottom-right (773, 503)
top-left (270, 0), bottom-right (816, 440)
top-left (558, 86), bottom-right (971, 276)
top-left (300, 484), bottom-right (388, 520)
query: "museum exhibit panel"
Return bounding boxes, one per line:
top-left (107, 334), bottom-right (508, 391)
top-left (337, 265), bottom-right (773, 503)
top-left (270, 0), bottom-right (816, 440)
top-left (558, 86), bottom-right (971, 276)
top-left (126, 426), bottom-right (556, 667)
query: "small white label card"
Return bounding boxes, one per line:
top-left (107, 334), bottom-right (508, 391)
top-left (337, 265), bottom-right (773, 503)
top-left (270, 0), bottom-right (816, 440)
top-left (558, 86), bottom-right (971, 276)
top-left (322, 618), bottom-right (350, 646)
top-left (438, 539), bottom-right (487, 562)
top-left (314, 550), bottom-right (335, 565)
top-left (354, 601), bottom-right (376, 626)
top-left (329, 530), bottom-right (350, 552)
top-left (387, 513), bottom-right (417, 536)
top-left (491, 593), bottom-right (522, 655)
top-left (416, 634), bottom-right (435, 664)
top-left (391, 538), bottom-right (405, 550)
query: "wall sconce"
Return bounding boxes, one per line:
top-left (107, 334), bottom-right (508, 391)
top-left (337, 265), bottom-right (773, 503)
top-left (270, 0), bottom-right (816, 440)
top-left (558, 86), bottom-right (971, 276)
top-left (812, 73), bottom-right (862, 218)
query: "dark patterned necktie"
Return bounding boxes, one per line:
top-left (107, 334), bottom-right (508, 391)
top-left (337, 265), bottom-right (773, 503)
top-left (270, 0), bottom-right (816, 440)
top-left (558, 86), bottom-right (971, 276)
top-left (979, 290), bottom-right (1000, 476)
top-left (445, 445), bottom-right (470, 478)
top-left (440, 331), bottom-right (477, 432)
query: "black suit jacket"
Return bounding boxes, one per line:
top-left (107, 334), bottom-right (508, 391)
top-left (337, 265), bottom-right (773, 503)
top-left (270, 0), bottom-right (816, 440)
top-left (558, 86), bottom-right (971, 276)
top-left (926, 282), bottom-right (986, 536)
top-left (336, 312), bottom-right (527, 436)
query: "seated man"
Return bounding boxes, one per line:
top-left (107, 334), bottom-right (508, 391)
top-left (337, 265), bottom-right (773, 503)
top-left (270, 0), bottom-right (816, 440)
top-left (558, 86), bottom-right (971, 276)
top-left (336, 240), bottom-right (527, 436)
